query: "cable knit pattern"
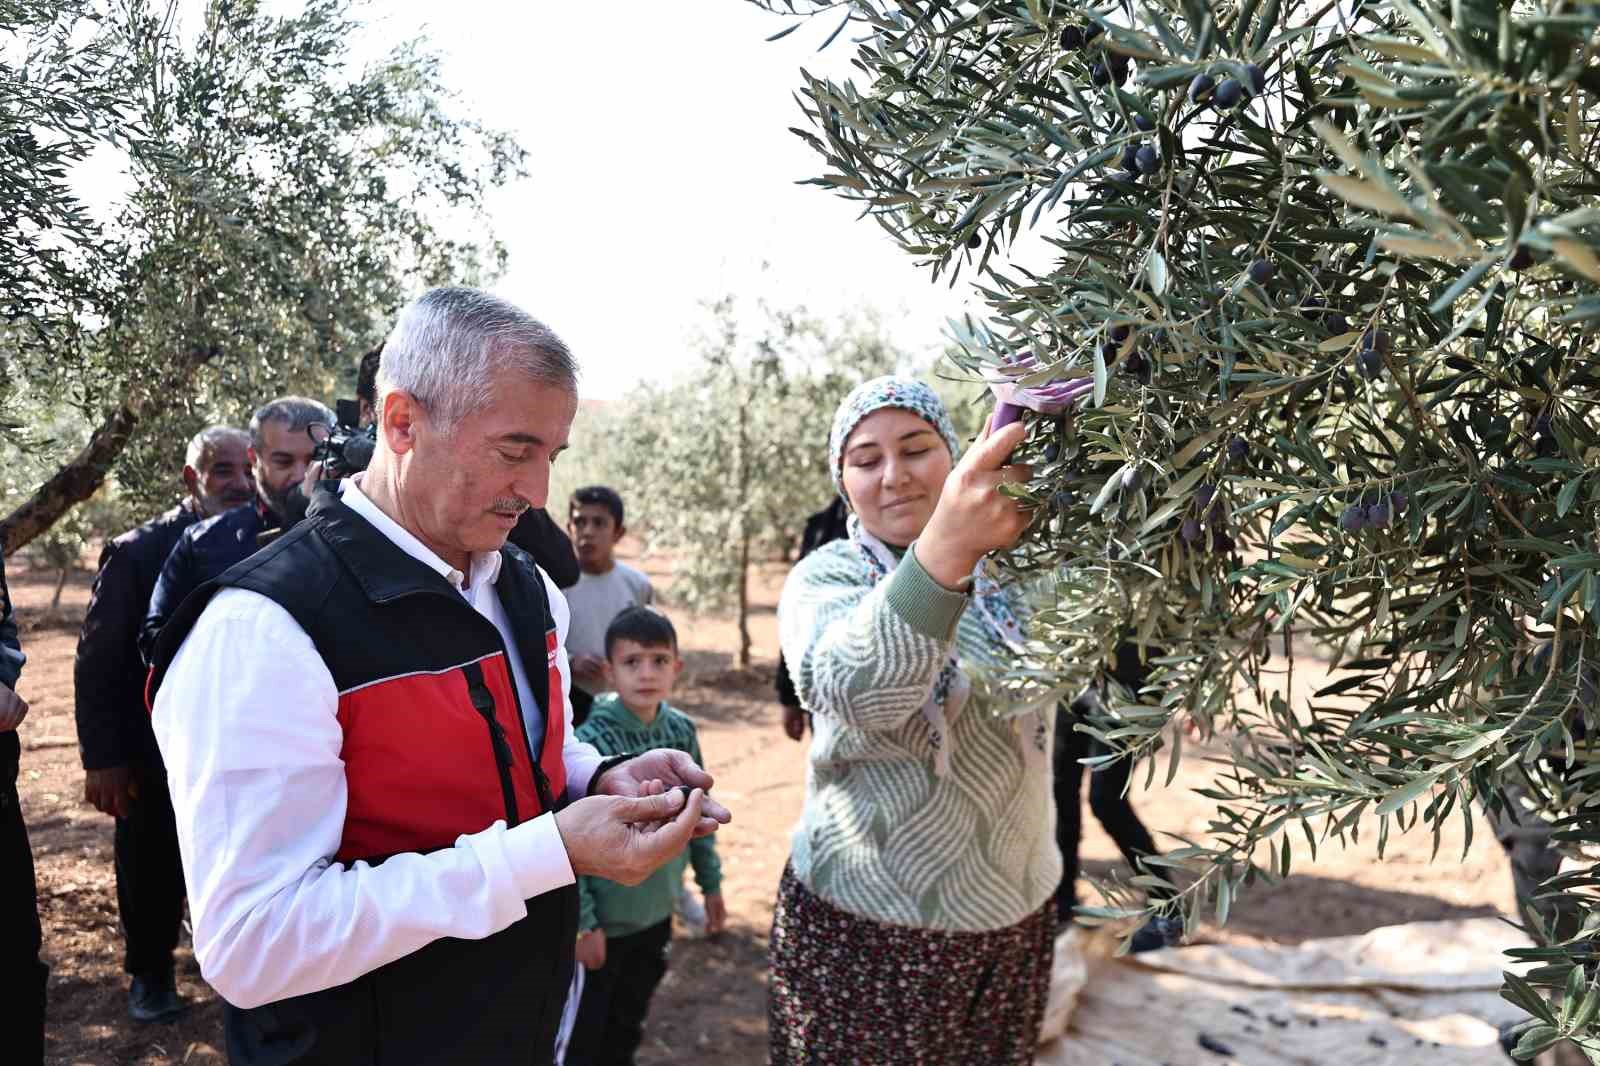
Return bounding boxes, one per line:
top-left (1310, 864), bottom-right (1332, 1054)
top-left (778, 540), bottom-right (1060, 933)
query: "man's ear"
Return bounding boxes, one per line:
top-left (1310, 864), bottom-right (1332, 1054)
top-left (382, 391), bottom-right (422, 455)
top-left (181, 466), bottom-right (200, 496)
top-left (613, 522), bottom-right (627, 541)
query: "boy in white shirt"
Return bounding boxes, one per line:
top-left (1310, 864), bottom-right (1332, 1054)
top-left (563, 486), bottom-right (654, 728)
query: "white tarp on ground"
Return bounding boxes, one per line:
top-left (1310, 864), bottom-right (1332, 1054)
top-left (1036, 917), bottom-right (1540, 1065)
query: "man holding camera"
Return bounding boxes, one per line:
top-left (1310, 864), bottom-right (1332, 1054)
top-left (139, 397), bottom-right (333, 662)
top-left (74, 425), bottom-right (253, 1022)
top-left (148, 286), bottom-right (729, 1065)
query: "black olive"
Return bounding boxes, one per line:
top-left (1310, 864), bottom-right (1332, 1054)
top-left (1214, 77), bottom-right (1243, 108)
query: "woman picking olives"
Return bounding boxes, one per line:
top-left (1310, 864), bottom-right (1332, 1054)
top-left (769, 378), bottom-right (1060, 1065)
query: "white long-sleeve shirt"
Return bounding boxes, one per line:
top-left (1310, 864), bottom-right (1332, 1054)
top-left (152, 479), bottom-right (605, 1009)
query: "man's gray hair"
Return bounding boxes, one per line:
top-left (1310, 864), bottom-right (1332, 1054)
top-left (378, 286), bottom-right (578, 434)
top-left (185, 426), bottom-right (250, 471)
top-left (249, 396), bottom-right (336, 451)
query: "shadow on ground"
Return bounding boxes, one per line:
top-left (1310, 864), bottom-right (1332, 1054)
top-left (1080, 859), bottom-right (1506, 944)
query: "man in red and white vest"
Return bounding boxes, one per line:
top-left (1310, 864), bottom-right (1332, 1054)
top-left (148, 286), bottom-right (730, 1066)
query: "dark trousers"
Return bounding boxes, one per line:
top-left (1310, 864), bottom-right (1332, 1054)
top-left (115, 762), bottom-right (185, 977)
top-left (570, 687), bottom-right (595, 729)
top-left (1054, 705), bottom-right (1172, 917)
top-left (566, 919), bottom-right (670, 1066)
top-left (1, 769), bottom-right (48, 1066)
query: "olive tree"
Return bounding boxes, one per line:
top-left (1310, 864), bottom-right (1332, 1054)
top-left (0, 0), bottom-right (524, 551)
top-left (0, 1), bottom-right (121, 380)
top-left (756, 0), bottom-right (1600, 1055)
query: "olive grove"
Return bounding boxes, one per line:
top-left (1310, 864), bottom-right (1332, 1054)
top-left (755, 0), bottom-right (1600, 1055)
top-left (0, 0), bottom-right (522, 553)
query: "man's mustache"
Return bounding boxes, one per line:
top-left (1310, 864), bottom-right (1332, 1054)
top-left (491, 498), bottom-right (530, 515)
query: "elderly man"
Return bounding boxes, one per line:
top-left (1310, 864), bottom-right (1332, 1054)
top-left (139, 396), bottom-right (333, 661)
top-left (74, 425), bottom-right (253, 1022)
top-left (148, 287), bottom-right (729, 1066)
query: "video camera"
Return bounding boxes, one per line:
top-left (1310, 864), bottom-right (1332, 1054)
top-left (311, 399), bottom-right (377, 479)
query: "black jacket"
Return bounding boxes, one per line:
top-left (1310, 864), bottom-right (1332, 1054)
top-left (0, 555), bottom-right (24, 775)
top-left (74, 503), bottom-right (200, 769)
top-left (139, 500), bottom-right (280, 665)
top-left (147, 488), bottom-right (576, 1065)
top-left (776, 498), bottom-right (851, 708)
top-left (508, 508), bottom-right (579, 590)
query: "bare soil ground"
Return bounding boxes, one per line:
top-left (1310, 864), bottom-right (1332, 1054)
top-left (10, 552), bottom-right (1517, 1066)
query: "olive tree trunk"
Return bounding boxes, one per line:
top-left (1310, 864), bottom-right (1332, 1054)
top-left (0, 403), bottom-right (139, 555)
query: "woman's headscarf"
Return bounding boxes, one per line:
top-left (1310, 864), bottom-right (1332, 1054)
top-left (828, 376), bottom-right (961, 502)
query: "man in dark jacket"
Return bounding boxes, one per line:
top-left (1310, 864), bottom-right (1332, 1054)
top-left (140, 397), bottom-right (333, 662)
top-left (775, 497), bottom-right (849, 741)
top-left (0, 553), bottom-right (44, 1064)
top-left (75, 425), bottom-right (253, 1022)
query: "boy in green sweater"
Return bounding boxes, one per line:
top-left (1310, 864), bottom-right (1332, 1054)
top-left (567, 606), bottom-right (724, 1066)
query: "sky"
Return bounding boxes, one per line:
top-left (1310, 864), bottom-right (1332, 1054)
top-left (351, 3), bottom-right (978, 399)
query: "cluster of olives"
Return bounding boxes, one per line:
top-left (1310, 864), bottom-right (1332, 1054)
top-left (1188, 64), bottom-right (1266, 110)
top-left (1100, 321), bottom-right (1165, 381)
top-left (1338, 491), bottom-right (1408, 533)
top-left (1298, 295), bottom-right (1351, 335)
top-left (1060, 22), bottom-right (1131, 87)
top-left (1061, 22), bottom-right (1163, 181)
top-left (1180, 482), bottom-right (1234, 553)
top-left (1116, 139), bottom-right (1162, 181)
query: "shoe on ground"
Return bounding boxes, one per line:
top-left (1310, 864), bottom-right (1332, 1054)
top-left (675, 886), bottom-right (707, 938)
top-left (129, 973), bottom-right (186, 1024)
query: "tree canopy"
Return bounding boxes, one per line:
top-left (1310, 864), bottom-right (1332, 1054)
top-left (0, 0), bottom-right (524, 551)
top-left (756, 0), bottom-right (1600, 1054)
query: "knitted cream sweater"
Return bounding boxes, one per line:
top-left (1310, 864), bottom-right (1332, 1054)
top-left (777, 539), bottom-right (1059, 932)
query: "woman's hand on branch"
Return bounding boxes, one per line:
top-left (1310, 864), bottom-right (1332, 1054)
top-left (915, 416), bottom-right (1032, 589)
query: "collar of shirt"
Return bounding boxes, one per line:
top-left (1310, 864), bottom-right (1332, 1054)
top-left (339, 478), bottom-right (503, 593)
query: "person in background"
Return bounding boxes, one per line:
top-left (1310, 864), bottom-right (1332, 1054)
top-left (0, 554), bottom-right (44, 1065)
top-left (774, 497), bottom-right (849, 742)
top-left (771, 377), bottom-right (1056, 1065)
top-left (139, 396), bottom-right (333, 662)
top-left (354, 342), bottom-right (383, 427)
top-left (564, 486), bottom-right (653, 724)
top-left (1055, 641), bottom-right (1182, 952)
top-left (568, 606), bottom-right (723, 1066)
top-left (75, 425), bottom-right (253, 1022)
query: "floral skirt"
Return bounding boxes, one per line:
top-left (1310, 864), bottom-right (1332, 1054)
top-left (768, 863), bottom-right (1056, 1065)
